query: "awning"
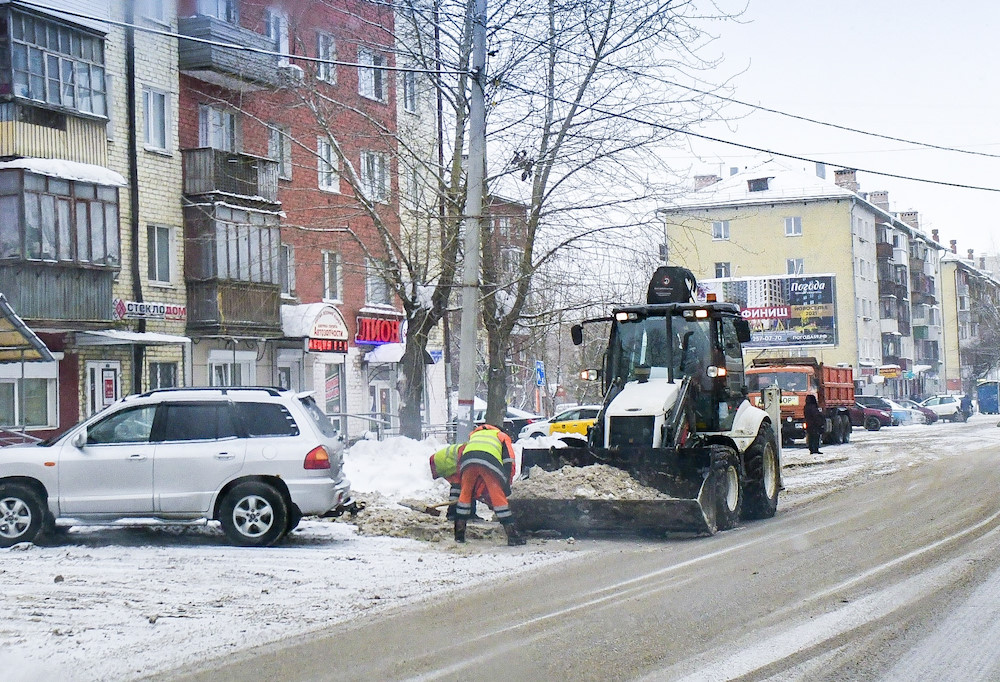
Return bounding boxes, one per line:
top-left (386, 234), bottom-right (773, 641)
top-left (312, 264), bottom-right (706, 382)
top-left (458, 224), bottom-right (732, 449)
top-left (0, 158), bottom-right (126, 186)
top-left (363, 343), bottom-right (433, 365)
top-left (75, 330), bottom-right (191, 346)
top-left (281, 303), bottom-right (349, 340)
top-left (913, 364), bottom-right (933, 375)
top-left (0, 293), bottom-right (54, 362)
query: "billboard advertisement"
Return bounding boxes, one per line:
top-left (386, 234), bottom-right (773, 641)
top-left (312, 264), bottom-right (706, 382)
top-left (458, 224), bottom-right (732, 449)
top-left (697, 274), bottom-right (838, 348)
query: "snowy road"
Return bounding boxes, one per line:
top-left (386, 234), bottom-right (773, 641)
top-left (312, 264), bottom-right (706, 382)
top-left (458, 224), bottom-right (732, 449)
top-left (3, 416), bottom-right (999, 681)
top-left (162, 416), bottom-right (1000, 681)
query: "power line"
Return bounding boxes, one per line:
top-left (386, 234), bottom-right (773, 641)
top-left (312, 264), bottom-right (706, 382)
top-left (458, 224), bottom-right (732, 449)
top-left (17, 0), bottom-right (468, 76)
top-left (499, 81), bottom-right (1000, 193)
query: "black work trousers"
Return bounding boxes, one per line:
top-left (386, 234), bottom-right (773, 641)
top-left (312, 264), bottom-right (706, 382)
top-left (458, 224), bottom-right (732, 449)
top-left (807, 430), bottom-right (821, 454)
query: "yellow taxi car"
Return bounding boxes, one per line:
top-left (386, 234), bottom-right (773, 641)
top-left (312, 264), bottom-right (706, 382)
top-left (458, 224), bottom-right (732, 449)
top-left (518, 405), bottom-right (602, 440)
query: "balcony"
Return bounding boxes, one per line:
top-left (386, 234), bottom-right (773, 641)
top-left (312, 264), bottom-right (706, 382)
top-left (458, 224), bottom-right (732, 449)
top-left (0, 263), bottom-right (114, 324)
top-left (178, 15), bottom-right (283, 91)
top-left (186, 280), bottom-right (281, 336)
top-left (182, 148), bottom-right (279, 203)
top-left (876, 242), bottom-right (894, 260)
top-left (880, 317), bottom-right (899, 335)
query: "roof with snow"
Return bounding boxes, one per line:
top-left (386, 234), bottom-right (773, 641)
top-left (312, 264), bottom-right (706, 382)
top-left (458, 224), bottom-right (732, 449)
top-left (0, 158), bottom-right (125, 187)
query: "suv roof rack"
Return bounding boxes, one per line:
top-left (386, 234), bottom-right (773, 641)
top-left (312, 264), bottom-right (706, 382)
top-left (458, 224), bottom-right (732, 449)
top-left (134, 386), bottom-right (286, 399)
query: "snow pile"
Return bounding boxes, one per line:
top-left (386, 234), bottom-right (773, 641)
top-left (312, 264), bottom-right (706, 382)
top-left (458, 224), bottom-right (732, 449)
top-left (512, 464), bottom-right (672, 500)
top-left (345, 436), bottom-right (449, 502)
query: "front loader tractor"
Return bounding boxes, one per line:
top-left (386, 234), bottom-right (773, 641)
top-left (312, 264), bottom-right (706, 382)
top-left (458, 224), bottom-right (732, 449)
top-left (511, 267), bottom-right (782, 536)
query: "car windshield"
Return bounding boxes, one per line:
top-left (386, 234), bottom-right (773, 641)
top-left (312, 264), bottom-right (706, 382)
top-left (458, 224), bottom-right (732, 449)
top-left (608, 313), bottom-right (713, 384)
top-left (746, 372), bottom-right (810, 392)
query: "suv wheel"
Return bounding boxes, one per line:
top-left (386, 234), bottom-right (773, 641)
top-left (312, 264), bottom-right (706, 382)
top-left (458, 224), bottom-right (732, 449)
top-left (0, 483), bottom-right (44, 548)
top-left (220, 481), bottom-right (289, 547)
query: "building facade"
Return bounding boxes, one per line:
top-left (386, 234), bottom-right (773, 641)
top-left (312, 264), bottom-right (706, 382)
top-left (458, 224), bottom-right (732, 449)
top-left (659, 160), bottom-right (946, 399)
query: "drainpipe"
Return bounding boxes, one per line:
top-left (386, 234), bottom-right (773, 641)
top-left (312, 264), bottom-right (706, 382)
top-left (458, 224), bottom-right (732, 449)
top-left (125, 2), bottom-right (145, 393)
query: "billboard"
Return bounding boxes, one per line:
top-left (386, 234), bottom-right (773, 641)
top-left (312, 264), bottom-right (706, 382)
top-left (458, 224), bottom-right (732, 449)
top-left (697, 274), bottom-right (838, 348)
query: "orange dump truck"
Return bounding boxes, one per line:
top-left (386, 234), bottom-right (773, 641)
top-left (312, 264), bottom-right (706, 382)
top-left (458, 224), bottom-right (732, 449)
top-left (746, 357), bottom-right (855, 446)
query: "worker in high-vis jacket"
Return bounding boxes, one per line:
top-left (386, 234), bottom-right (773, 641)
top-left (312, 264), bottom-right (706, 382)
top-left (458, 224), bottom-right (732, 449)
top-left (453, 424), bottom-right (525, 546)
top-left (428, 443), bottom-right (465, 520)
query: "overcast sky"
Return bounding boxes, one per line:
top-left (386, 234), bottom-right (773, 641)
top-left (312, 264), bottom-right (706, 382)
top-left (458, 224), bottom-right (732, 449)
top-left (681, 0), bottom-right (1000, 257)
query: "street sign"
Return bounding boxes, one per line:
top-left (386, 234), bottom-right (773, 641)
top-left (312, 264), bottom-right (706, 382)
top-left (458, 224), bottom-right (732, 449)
top-left (535, 360), bottom-right (545, 387)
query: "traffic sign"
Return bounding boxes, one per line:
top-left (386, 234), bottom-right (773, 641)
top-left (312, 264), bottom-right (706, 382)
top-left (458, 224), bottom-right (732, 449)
top-left (534, 360), bottom-right (545, 387)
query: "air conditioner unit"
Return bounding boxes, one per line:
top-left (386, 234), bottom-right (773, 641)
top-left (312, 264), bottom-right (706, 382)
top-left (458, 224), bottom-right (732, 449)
top-left (279, 64), bottom-right (304, 85)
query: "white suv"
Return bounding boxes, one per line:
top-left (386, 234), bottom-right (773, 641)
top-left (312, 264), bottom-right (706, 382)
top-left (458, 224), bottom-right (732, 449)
top-left (0, 387), bottom-right (352, 547)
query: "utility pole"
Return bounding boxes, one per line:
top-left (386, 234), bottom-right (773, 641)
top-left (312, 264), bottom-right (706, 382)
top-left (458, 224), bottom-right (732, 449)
top-left (456, 0), bottom-right (487, 441)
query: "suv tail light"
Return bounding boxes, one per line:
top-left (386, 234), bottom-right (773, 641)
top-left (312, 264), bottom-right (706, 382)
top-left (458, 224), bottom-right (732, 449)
top-left (304, 446), bottom-right (331, 470)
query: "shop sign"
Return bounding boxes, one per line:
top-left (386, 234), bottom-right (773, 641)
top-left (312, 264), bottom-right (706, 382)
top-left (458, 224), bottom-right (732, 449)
top-left (113, 298), bottom-right (187, 321)
top-left (878, 365), bottom-right (901, 378)
top-left (356, 316), bottom-right (402, 345)
top-left (306, 307), bottom-right (349, 353)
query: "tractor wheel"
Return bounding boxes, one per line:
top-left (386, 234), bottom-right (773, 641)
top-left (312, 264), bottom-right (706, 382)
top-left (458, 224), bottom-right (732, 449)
top-left (711, 445), bottom-right (743, 531)
top-left (742, 423), bottom-right (780, 520)
top-left (840, 415), bottom-right (852, 443)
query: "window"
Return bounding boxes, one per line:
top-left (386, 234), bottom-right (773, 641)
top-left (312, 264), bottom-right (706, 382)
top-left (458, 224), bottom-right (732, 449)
top-left (322, 363), bottom-right (346, 433)
top-left (142, 87), bottom-right (168, 151)
top-left (358, 48), bottom-right (387, 101)
top-left (268, 123), bottom-right (292, 180)
top-left (747, 177), bottom-right (770, 192)
top-left (146, 225), bottom-right (172, 283)
top-left (280, 243), bottom-right (295, 296)
top-left (140, 0), bottom-right (168, 24)
top-left (500, 246), bottom-right (521, 280)
top-left (149, 362), bottom-right (177, 390)
top-left (1, 170), bottom-right (120, 267)
top-left (495, 216), bottom-right (511, 239)
top-left (787, 258), bottom-right (804, 275)
top-left (160, 403), bottom-right (239, 441)
top-left (264, 9), bottom-right (289, 66)
top-left (711, 220), bottom-right (730, 240)
top-left (784, 216), bottom-right (802, 236)
top-left (366, 258), bottom-right (393, 306)
top-left (208, 350), bottom-right (256, 386)
top-left (0, 367), bottom-right (57, 429)
top-left (360, 151), bottom-right (389, 202)
top-left (317, 32), bottom-right (336, 83)
top-left (9, 10), bottom-right (107, 117)
top-left (198, 104), bottom-right (236, 151)
top-left (402, 68), bottom-right (417, 112)
top-left (87, 405), bottom-right (157, 444)
top-left (197, 0), bottom-right (237, 22)
top-left (317, 137), bottom-right (338, 191)
top-left (235, 403), bottom-right (299, 437)
top-left (323, 251), bottom-right (341, 300)
top-left (405, 166), bottom-right (421, 209)
top-left (715, 262), bottom-right (731, 278)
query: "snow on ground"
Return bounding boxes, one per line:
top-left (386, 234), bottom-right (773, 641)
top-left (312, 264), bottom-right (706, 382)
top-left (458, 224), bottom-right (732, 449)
top-left (3, 415), bottom-right (998, 681)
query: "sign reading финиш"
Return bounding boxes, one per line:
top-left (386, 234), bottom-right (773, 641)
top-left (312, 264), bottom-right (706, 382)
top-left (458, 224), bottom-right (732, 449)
top-left (697, 274), bottom-right (838, 348)
top-left (113, 298), bottom-right (187, 321)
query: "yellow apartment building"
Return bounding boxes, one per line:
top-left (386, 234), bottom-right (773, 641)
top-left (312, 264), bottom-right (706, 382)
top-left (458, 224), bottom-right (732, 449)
top-left (658, 160), bottom-right (946, 399)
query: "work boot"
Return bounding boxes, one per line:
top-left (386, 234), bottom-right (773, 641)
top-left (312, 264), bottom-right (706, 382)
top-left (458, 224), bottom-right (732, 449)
top-left (502, 520), bottom-right (526, 546)
top-left (445, 504), bottom-right (457, 521)
top-left (454, 519), bottom-right (467, 543)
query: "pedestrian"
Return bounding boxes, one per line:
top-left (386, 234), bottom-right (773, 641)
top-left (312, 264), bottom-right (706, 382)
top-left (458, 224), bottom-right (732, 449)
top-left (804, 394), bottom-right (824, 455)
top-left (961, 393), bottom-right (973, 421)
top-left (428, 443), bottom-right (465, 520)
top-left (453, 423), bottom-right (525, 546)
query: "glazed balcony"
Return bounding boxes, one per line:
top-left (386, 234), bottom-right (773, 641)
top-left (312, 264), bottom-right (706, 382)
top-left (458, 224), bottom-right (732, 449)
top-left (178, 15), bottom-right (282, 91)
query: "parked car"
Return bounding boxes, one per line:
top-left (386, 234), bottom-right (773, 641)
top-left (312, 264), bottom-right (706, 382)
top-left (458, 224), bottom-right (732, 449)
top-left (855, 395), bottom-right (900, 425)
top-left (885, 398), bottom-right (925, 425)
top-left (474, 406), bottom-right (542, 441)
top-left (0, 387), bottom-right (353, 548)
top-left (920, 394), bottom-right (968, 422)
top-left (897, 398), bottom-right (938, 424)
top-left (518, 405), bottom-right (602, 441)
top-left (848, 402), bottom-right (893, 431)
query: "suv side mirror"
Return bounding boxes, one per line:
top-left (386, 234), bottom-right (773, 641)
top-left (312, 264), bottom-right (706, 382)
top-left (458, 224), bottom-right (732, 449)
top-left (570, 324), bottom-right (583, 346)
top-left (71, 431), bottom-right (86, 448)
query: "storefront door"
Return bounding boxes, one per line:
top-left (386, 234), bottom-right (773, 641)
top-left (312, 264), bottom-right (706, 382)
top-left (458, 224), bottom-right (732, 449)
top-left (86, 361), bottom-right (121, 417)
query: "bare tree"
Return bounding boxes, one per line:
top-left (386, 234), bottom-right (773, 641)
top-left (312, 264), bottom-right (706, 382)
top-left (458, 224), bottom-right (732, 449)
top-left (475, 0), bottom-right (739, 427)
